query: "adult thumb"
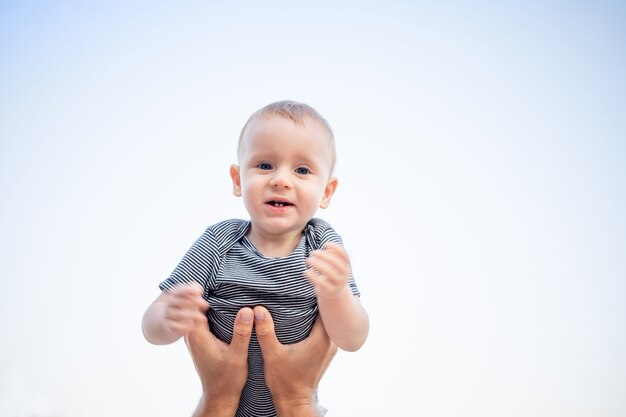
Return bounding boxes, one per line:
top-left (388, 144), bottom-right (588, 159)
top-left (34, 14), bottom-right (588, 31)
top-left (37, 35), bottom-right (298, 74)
top-left (253, 306), bottom-right (281, 353)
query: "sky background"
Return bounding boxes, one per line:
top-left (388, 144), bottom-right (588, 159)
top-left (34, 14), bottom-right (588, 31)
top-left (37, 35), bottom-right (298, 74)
top-left (1, 1), bottom-right (625, 416)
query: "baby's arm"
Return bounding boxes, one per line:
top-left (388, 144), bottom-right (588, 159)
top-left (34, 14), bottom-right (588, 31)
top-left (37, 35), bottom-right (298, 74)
top-left (142, 283), bottom-right (209, 345)
top-left (305, 243), bottom-right (369, 352)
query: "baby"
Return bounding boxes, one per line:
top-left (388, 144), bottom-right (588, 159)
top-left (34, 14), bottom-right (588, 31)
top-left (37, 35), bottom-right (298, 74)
top-left (142, 100), bottom-right (369, 417)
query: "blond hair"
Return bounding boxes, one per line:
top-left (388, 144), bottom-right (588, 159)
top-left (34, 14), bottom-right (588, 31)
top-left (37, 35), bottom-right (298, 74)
top-left (237, 100), bottom-right (336, 173)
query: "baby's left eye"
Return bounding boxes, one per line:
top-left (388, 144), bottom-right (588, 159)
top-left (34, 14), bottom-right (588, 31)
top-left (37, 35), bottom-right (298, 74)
top-left (295, 167), bottom-right (310, 175)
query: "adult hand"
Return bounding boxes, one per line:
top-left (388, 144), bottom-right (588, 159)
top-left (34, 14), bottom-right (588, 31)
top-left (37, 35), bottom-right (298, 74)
top-left (185, 307), bottom-right (253, 417)
top-left (254, 305), bottom-right (338, 417)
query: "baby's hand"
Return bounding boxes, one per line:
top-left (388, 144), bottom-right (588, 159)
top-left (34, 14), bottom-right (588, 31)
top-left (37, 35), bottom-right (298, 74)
top-left (161, 283), bottom-right (209, 339)
top-left (305, 243), bottom-right (351, 301)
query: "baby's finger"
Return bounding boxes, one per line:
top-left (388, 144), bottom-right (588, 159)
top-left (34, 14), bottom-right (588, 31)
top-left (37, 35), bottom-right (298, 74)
top-left (307, 252), bottom-right (347, 279)
top-left (324, 245), bottom-right (351, 271)
top-left (321, 241), bottom-right (344, 251)
top-left (164, 306), bottom-right (195, 323)
top-left (185, 299), bottom-right (209, 321)
top-left (172, 284), bottom-right (209, 311)
top-left (195, 297), bottom-right (210, 313)
top-left (169, 293), bottom-right (207, 314)
top-left (166, 318), bottom-right (195, 337)
top-left (321, 242), bottom-right (350, 261)
top-left (174, 282), bottom-right (205, 298)
top-left (187, 282), bottom-right (205, 296)
top-left (304, 267), bottom-right (322, 285)
top-left (312, 244), bottom-right (349, 267)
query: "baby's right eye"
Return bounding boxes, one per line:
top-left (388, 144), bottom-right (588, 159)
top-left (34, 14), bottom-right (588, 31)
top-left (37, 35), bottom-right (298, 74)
top-left (257, 162), bottom-right (273, 170)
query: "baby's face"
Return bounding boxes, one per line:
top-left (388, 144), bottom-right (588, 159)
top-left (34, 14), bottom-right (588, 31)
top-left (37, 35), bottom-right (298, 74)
top-left (231, 115), bottom-right (337, 240)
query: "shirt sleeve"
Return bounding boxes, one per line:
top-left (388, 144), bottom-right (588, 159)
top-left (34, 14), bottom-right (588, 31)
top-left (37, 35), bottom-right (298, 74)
top-left (159, 226), bottom-right (220, 293)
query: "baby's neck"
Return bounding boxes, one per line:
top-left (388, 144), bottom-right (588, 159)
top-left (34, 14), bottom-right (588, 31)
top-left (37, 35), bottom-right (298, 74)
top-left (246, 227), bottom-right (303, 258)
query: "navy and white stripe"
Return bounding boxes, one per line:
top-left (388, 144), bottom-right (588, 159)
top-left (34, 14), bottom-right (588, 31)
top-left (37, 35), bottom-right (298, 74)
top-left (160, 218), bottom-right (360, 417)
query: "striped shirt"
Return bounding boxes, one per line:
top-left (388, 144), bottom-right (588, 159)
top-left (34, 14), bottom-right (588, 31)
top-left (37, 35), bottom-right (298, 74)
top-left (160, 218), bottom-right (360, 417)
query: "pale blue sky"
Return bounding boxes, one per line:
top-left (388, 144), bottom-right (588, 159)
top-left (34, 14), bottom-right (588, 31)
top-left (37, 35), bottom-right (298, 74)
top-left (1, 2), bottom-right (625, 416)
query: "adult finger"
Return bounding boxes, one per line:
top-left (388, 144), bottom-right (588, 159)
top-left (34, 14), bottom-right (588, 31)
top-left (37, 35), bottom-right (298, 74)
top-left (229, 307), bottom-right (254, 358)
top-left (254, 306), bottom-right (282, 356)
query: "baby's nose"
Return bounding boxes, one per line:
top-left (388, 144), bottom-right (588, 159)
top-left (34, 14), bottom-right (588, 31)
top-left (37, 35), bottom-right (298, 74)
top-left (270, 172), bottom-right (293, 188)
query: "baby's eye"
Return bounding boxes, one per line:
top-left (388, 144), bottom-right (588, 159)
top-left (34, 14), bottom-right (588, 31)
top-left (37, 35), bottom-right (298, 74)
top-left (295, 167), bottom-right (310, 175)
top-left (258, 162), bottom-right (273, 170)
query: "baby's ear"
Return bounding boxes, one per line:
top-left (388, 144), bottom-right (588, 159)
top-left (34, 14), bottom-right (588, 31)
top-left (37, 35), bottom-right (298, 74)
top-left (230, 164), bottom-right (242, 197)
top-left (319, 177), bottom-right (338, 209)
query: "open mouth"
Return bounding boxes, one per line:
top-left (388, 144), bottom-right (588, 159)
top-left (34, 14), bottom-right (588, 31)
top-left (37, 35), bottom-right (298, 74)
top-left (266, 201), bottom-right (294, 207)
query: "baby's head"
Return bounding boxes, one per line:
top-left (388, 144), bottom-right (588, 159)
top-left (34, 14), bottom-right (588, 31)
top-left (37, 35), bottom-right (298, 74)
top-left (237, 100), bottom-right (336, 175)
top-left (230, 100), bottom-right (339, 241)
